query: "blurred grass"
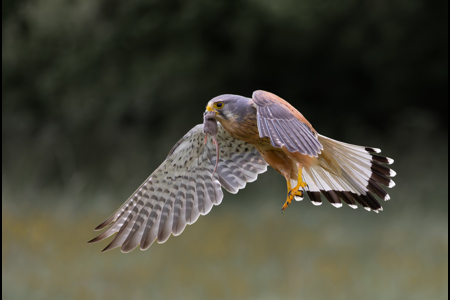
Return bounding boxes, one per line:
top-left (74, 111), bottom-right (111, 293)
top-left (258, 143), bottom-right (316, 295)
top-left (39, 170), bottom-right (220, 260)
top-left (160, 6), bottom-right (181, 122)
top-left (2, 125), bottom-right (449, 300)
top-left (2, 177), bottom-right (448, 300)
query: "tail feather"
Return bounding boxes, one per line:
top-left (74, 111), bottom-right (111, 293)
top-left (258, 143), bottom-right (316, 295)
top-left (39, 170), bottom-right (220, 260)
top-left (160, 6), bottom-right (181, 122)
top-left (303, 134), bottom-right (395, 212)
top-left (306, 191), bottom-right (323, 206)
top-left (335, 191), bottom-right (357, 209)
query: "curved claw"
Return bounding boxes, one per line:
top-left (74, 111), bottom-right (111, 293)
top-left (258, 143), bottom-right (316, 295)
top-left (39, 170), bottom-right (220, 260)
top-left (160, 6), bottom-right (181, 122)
top-left (282, 189), bottom-right (304, 212)
top-left (282, 168), bottom-right (307, 212)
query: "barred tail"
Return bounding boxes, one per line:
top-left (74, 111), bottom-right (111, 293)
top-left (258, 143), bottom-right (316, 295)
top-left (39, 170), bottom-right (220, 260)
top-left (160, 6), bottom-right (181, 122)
top-left (302, 134), bottom-right (396, 213)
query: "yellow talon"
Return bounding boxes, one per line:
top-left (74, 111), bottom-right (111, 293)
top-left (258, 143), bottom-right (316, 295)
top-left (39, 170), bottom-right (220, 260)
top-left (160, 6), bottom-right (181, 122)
top-left (281, 190), bottom-right (304, 212)
top-left (281, 167), bottom-right (307, 213)
top-left (298, 181), bottom-right (308, 188)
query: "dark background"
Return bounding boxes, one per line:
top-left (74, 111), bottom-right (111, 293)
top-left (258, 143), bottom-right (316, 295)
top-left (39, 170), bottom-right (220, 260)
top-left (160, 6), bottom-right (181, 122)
top-left (2, 1), bottom-right (448, 299)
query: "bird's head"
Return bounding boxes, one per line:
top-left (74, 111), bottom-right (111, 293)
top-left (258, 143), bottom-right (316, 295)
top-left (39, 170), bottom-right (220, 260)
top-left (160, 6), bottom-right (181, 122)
top-left (205, 94), bottom-right (253, 124)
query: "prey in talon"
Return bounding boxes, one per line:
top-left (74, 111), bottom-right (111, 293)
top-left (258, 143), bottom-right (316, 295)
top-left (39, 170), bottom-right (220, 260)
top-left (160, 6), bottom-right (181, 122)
top-left (203, 111), bottom-right (220, 175)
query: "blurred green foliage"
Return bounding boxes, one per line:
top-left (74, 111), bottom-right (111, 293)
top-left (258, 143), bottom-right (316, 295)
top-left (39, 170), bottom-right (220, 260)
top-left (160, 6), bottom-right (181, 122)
top-left (2, 0), bottom-right (448, 299)
top-left (2, 0), bottom-right (447, 191)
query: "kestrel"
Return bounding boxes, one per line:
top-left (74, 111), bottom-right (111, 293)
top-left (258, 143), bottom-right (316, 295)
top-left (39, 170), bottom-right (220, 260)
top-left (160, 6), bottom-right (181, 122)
top-left (89, 90), bottom-right (395, 253)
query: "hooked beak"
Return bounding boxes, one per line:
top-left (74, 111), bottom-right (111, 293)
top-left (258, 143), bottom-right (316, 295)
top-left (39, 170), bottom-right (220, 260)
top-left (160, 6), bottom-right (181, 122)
top-left (206, 105), bottom-right (219, 115)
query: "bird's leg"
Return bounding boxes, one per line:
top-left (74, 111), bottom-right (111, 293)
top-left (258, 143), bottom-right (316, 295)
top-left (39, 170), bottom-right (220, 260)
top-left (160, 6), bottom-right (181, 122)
top-left (281, 181), bottom-right (293, 213)
top-left (281, 168), bottom-right (308, 213)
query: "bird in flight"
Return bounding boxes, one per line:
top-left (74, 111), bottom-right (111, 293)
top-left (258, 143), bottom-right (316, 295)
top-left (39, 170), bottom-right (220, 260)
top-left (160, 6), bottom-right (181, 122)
top-left (89, 90), bottom-right (396, 253)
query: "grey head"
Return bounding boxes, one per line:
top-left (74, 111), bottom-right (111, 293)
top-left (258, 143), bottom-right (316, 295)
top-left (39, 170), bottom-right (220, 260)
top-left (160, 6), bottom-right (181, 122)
top-left (205, 94), bottom-right (254, 123)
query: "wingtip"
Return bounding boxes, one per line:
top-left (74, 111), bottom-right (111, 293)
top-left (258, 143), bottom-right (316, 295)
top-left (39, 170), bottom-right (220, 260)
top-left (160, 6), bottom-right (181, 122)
top-left (94, 224), bottom-right (105, 231)
top-left (94, 220), bottom-right (111, 231)
top-left (120, 244), bottom-right (138, 253)
top-left (87, 237), bottom-right (99, 244)
top-left (101, 244), bottom-right (116, 253)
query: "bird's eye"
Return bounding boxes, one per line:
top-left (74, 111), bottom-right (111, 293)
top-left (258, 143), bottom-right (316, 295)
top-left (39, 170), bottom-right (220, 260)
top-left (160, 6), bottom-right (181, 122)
top-left (214, 102), bottom-right (224, 110)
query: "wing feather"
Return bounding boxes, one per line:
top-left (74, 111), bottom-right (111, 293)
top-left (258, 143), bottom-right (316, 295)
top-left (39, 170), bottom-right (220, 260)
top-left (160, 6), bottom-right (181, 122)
top-left (89, 123), bottom-right (268, 252)
top-left (171, 177), bottom-right (187, 236)
top-left (157, 183), bottom-right (178, 240)
top-left (184, 174), bottom-right (197, 224)
top-left (172, 182), bottom-right (188, 236)
top-left (202, 167), bottom-right (218, 208)
top-left (195, 172), bottom-right (207, 215)
top-left (252, 90), bottom-right (323, 157)
top-left (276, 119), bottom-right (305, 152)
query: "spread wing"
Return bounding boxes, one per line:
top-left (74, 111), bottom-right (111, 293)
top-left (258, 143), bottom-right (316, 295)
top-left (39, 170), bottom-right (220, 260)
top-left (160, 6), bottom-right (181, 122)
top-left (88, 124), bottom-right (268, 253)
top-left (252, 90), bottom-right (323, 157)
